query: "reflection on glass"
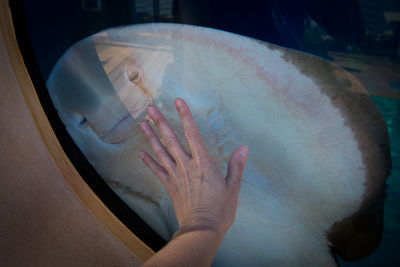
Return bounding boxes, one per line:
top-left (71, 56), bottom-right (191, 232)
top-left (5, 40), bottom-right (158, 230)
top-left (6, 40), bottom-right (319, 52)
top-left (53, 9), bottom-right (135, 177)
top-left (21, 0), bottom-right (400, 265)
top-left (46, 23), bottom-right (391, 266)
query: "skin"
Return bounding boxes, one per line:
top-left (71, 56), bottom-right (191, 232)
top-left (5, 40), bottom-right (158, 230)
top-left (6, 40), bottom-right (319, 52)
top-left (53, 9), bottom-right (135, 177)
top-left (140, 98), bottom-right (248, 266)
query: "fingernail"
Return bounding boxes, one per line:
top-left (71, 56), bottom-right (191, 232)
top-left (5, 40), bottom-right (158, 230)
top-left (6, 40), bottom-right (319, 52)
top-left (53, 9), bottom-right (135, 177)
top-left (139, 151), bottom-right (145, 159)
top-left (147, 106), bottom-right (156, 116)
top-left (140, 121), bottom-right (148, 130)
top-left (175, 98), bottom-right (183, 107)
top-left (239, 146), bottom-right (248, 157)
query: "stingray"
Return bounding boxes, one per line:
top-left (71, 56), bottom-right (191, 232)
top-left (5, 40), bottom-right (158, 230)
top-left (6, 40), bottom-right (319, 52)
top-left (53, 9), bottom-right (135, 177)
top-left (47, 23), bottom-right (391, 266)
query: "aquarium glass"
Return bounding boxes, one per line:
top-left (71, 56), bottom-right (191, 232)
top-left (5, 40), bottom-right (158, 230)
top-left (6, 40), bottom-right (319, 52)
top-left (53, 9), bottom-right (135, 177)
top-left (17, 0), bottom-right (400, 265)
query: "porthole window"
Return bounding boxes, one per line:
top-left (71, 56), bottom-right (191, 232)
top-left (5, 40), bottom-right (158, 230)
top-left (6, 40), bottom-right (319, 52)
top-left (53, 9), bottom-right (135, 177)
top-left (10, 0), bottom-right (399, 265)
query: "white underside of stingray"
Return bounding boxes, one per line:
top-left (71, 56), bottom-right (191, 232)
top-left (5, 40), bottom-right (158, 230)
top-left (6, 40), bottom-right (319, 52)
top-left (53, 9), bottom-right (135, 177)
top-left (47, 23), bottom-right (391, 266)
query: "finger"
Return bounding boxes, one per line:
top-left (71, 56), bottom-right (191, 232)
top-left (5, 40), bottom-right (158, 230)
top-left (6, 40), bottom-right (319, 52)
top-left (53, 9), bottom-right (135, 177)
top-left (146, 106), bottom-right (190, 163)
top-left (139, 151), bottom-right (169, 182)
top-left (174, 98), bottom-right (207, 160)
top-left (226, 146), bottom-right (248, 187)
top-left (139, 151), bottom-right (176, 192)
top-left (140, 121), bottom-right (176, 172)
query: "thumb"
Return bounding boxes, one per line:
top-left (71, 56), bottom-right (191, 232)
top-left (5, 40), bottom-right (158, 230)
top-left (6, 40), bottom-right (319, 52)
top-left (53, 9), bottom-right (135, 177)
top-left (226, 146), bottom-right (248, 187)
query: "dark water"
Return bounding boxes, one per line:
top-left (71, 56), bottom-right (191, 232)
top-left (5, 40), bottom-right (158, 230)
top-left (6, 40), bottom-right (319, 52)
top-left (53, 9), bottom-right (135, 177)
top-left (340, 96), bottom-right (400, 266)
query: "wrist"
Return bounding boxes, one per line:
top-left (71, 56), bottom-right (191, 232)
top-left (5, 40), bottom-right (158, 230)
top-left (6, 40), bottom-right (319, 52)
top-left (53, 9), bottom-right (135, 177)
top-left (172, 224), bottom-right (223, 242)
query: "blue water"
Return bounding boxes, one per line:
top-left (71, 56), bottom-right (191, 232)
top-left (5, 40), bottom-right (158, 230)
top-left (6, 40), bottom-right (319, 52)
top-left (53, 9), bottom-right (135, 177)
top-left (340, 96), bottom-right (400, 266)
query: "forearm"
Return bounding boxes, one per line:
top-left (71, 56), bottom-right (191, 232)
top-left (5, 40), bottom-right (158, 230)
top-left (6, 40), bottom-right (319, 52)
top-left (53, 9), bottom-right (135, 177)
top-left (142, 230), bottom-right (222, 267)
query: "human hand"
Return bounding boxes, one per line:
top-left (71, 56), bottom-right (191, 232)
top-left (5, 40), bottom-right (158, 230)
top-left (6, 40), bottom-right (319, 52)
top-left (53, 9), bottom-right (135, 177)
top-left (139, 98), bottom-right (248, 240)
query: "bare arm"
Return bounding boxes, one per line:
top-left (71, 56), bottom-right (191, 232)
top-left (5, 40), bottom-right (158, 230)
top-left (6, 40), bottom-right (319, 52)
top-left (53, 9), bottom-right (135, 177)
top-left (139, 98), bottom-right (248, 266)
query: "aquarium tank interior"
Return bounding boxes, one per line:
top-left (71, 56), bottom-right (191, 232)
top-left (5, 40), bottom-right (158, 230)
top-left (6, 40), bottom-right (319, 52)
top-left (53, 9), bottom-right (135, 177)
top-left (10, 0), bottom-right (400, 265)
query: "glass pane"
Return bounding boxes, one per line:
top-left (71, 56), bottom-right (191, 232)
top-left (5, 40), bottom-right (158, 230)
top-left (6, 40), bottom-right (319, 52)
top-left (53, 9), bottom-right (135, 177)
top-left (19, 0), bottom-right (399, 265)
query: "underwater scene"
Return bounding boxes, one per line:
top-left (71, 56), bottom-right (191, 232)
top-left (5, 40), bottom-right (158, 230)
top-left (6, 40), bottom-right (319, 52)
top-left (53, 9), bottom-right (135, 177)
top-left (17, 0), bottom-right (400, 265)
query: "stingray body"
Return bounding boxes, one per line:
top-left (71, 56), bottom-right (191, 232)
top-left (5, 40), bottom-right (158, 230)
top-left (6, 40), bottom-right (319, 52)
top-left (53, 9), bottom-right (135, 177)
top-left (47, 24), bottom-right (391, 266)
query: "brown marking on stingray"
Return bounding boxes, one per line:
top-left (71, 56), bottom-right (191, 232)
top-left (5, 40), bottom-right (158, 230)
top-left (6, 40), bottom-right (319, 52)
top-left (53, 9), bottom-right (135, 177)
top-left (278, 48), bottom-right (391, 261)
top-left (108, 180), bottom-right (160, 207)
